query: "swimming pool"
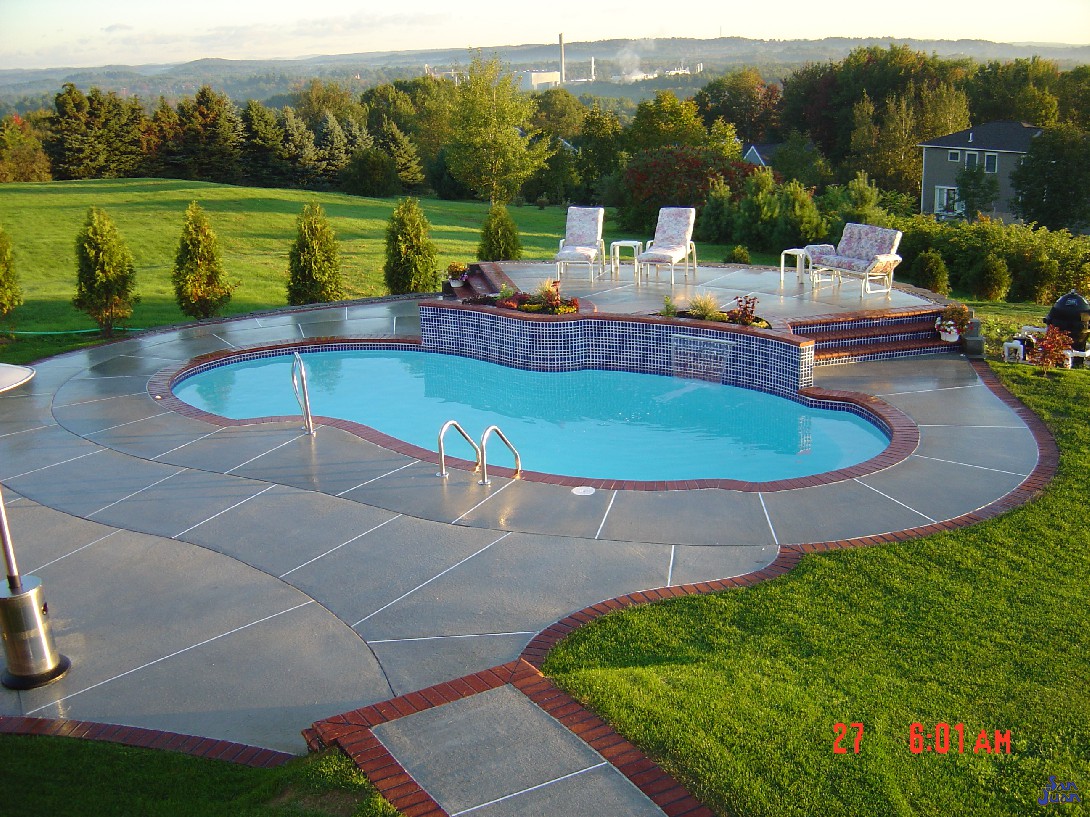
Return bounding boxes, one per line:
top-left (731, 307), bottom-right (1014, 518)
top-left (171, 347), bottom-right (890, 483)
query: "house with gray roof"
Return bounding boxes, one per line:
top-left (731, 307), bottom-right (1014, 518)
top-left (918, 121), bottom-right (1043, 220)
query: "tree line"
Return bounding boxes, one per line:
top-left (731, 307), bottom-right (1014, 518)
top-left (1, 46), bottom-right (1088, 231)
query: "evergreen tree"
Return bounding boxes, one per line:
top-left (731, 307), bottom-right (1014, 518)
top-left (340, 117), bottom-right (373, 155)
top-left (145, 96), bottom-right (182, 178)
top-left (477, 203), bottom-right (522, 261)
top-left (0, 227), bottom-right (24, 322)
top-left (769, 130), bottom-right (833, 189)
top-left (316, 111), bottom-right (350, 185)
top-left (279, 107), bottom-right (320, 188)
top-left (383, 197), bottom-right (439, 294)
top-left (772, 180), bottom-right (825, 250)
top-left (380, 117), bottom-right (424, 189)
top-left (172, 201), bottom-right (236, 319)
top-left (47, 84), bottom-right (101, 179)
top-left (175, 86), bottom-right (244, 183)
top-left (342, 147), bottom-right (401, 197)
top-left (240, 100), bottom-right (287, 185)
top-left (73, 207), bottom-right (138, 336)
top-left (287, 202), bottom-right (344, 305)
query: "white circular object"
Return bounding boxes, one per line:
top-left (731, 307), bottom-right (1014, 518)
top-left (571, 486), bottom-right (596, 496)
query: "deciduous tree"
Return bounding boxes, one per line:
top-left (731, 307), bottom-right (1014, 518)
top-left (446, 54), bottom-right (551, 203)
top-left (1011, 124), bottom-right (1090, 231)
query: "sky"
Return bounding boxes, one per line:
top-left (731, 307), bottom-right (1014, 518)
top-left (1, 0), bottom-right (1088, 71)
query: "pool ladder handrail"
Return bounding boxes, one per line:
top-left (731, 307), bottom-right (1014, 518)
top-left (436, 421), bottom-right (522, 484)
top-left (291, 351), bottom-right (316, 436)
top-left (479, 425), bottom-right (521, 485)
top-left (437, 420), bottom-right (482, 478)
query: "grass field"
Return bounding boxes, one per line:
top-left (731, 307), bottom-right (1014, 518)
top-left (0, 736), bottom-right (397, 817)
top-left (0, 178), bottom-right (760, 337)
top-left (544, 362), bottom-right (1089, 816)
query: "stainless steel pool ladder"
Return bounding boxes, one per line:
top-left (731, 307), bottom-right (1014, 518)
top-left (291, 352), bottom-right (316, 436)
top-left (436, 421), bottom-right (522, 484)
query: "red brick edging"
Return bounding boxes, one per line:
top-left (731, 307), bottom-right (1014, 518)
top-left (0, 714), bottom-right (292, 768)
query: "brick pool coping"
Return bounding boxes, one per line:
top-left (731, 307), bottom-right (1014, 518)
top-left (8, 360), bottom-right (1057, 817)
top-left (149, 336), bottom-right (921, 493)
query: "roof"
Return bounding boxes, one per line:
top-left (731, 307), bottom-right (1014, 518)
top-left (918, 120), bottom-right (1043, 153)
top-left (743, 142), bottom-right (783, 165)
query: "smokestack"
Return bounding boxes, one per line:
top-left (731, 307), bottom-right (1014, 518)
top-left (559, 33), bottom-right (566, 84)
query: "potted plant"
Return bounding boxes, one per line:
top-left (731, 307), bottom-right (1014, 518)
top-left (447, 262), bottom-right (469, 288)
top-left (935, 304), bottom-right (971, 342)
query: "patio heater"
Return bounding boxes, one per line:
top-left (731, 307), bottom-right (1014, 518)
top-left (0, 482), bottom-right (70, 689)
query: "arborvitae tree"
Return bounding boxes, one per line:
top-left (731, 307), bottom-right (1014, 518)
top-left (380, 118), bottom-right (424, 189)
top-left (383, 197), bottom-right (439, 294)
top-left (73, 207), bottom-right (138, 336)
top-left (477, 203), bottom-right (522, 262)
top-left (0, 227), bottom-right (24, 322)
top-left (171, 201), bottom-right (236, 319)
top-left (316, 111), bottom-right (350, 185)
top-left (287, 202), bottom-right (344, 305)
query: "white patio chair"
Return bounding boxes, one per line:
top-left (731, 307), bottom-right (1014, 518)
top-left (554, 206), bottom-right (606, 280)
top-left (636, 208), bottom-right (697, 285)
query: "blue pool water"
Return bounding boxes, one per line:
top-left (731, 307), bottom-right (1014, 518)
top-left (173, 349), bottom-right (888, 482)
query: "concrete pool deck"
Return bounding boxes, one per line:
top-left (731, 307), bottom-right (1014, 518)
top-left (0, 265), bottom-right (1052, 816)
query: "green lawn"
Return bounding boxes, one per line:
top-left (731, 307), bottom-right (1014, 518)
top-left (0, 736), bottom-right (397, 817)
top-left (0, 178), bottom-right (756, 338)
top-left (544, 360), bottom-right (1089, 816)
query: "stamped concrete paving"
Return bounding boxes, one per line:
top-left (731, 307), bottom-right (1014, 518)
top-left (0, 266), bottom-right (1043, 815)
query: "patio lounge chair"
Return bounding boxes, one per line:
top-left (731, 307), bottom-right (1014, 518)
top-left (636, 208), bottom-right (697, 285)
top-left (802, 223), bottom-right (903, 295)
top-left (554, 206), bottom-right (606, 280)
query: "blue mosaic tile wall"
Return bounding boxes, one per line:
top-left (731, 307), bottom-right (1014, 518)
top-left (420, 304), bottom-right (814, 397)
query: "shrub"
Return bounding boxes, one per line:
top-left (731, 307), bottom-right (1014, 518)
top-left (384, 197), bottom-right (439, 294)
top-left (172, 201), bottom-right (236, 319)
top-left (287, 202), bottom-right (344, 305)
top-left (971, 253), bottom-right (1012, 301)
top-left (477, 203), bottom-right (522, 262)
top-left (0, 226), bottom-right (23, 323)
top-left (770, 179), bottom-right (826, 250)
top-left (910, 249), bottom-right (950, 296)
top-left (695, 179), bottom-right (737, 244)
top-left (686, 292), bottom-right (723, 321)
top-left (620, 146), bottom-right (758, 232)
top-left (342, 148), bottom-right (401, 197)
top-left (73, 206), bottom-right (138, 336)
top-left (726, 245), bottom-right (751, 264)
top-left (1033, 324), bottom-right (1074, 371)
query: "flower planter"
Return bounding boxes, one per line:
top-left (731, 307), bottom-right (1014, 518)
top-left (449, 279), bottom-right (465, 288)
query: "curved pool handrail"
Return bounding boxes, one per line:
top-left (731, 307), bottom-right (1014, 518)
top-left (437, 420), bottom-right (482, 478)
top-left (479, 425), bottom-right (522, 485)
top-left (291, 352), bottom-right (316, 436)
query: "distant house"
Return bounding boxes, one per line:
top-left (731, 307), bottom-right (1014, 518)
top-left (918, 121), bottom-right (1042, 220)
top-left (742, 143), bottom-right (783, 167)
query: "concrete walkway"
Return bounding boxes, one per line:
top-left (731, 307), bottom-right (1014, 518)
top-left (0, 266), bottom-right (1046, 816)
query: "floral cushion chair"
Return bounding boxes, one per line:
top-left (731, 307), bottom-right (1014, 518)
top-left (636, 207), bottom-right (697, 285)
top-left (803, 223), bottom-right (903, 295)
top-left (555, 206), bottom-right (606, 280)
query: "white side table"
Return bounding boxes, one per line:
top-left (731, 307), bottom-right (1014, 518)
top-left (779, 248), bottom-right (810, 286)
top-left (610, 240), bottom-right (644, 282)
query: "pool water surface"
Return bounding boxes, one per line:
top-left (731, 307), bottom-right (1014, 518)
top-left (172, 349), bottom-right (889, 482)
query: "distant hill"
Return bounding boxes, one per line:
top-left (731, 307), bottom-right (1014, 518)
top-left (2, 35), bottom-right (1088, 112)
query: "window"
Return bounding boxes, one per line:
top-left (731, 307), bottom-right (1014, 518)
top-left (935, 186), bottom-right (960, 214)
top-left (965, 152), bottom-right (979, 169)
top-left (984, 153), bottom-right (998, 173)
top-left (948, 150), bottom-right (960, 162)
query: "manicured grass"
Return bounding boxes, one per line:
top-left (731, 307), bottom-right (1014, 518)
top-left (544, 360), bottom-right (1089, 816)
top-left (0, 736), bottom-right (398, 816)
top-left (0, 179), bottom-right (744, 339)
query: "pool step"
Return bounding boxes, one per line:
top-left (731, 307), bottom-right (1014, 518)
top-left (792, 309), bottom-right (960, 366)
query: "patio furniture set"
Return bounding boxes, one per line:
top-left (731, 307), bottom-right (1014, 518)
top-left (557, 206), bottom-right (903, 296)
